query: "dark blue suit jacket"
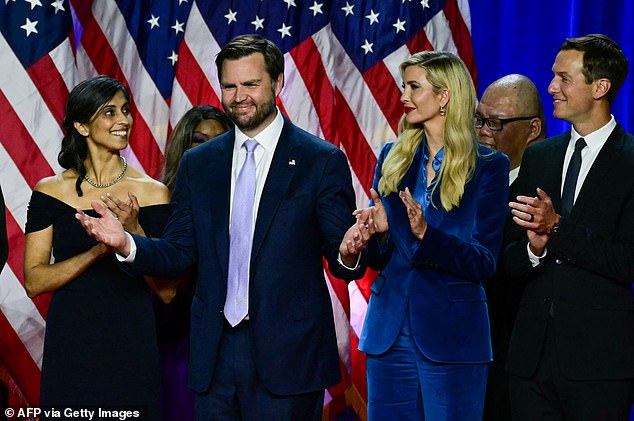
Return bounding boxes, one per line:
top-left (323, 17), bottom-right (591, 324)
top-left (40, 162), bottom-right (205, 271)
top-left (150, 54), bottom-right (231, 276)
top-left (359, 143), bottom-right (509, 363)
top-left (130, 118), bottom-right (363, 395)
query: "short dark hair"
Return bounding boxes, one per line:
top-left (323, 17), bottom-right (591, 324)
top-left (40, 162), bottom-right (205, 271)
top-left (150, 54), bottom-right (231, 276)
top-left (215, 34), bottom-right (284, 84)
top-left (559, 34), bottom-right (629, 103)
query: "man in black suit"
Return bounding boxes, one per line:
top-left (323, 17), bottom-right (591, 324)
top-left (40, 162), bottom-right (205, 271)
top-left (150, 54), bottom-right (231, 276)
top-left (475, 74), bottom-right (546, 421)
top-left (77, 35), bottom-right (366, 420)
top-left (504, 34), bottom-right (634, 420)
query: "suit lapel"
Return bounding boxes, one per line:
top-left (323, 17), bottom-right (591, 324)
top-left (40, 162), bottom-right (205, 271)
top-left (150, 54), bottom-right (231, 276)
top-left (384, 142), bottom-right (425, 241)
top-left (547, 136), bottom-right (569, 214)
top-left (251, 121), bottom-right (298, 261)
top-left (571, 124), bottom-right (625, 218)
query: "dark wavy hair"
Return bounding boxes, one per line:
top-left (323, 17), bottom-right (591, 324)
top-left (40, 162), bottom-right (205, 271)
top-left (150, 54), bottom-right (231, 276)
top-left (58, 75), bottom-right (130, 196)
top-left (162, 106), bottom-right (233, 192)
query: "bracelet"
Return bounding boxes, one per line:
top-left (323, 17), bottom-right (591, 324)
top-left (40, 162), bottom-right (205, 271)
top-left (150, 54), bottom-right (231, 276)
top-left (549, 214), bottom-right (561, 234)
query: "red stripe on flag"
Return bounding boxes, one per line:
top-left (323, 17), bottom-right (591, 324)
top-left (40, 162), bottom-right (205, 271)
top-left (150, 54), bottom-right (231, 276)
top-left (350, 332), bottom-right (367, 402)
top-left (407, 30), bottom-right (434, 53)
top-left (0, 311), bottom-right (41, 405)
top-left (443, 0), bottom-right (478, 90)
top-left (74, 13), bottom-right (164, 178)
top-left (289, 38), bottom-right (336, 143)
top-left (26, 54), bottom-right (69, 126)
top-left (0, 91), bottom-right (55, 189)
top-left (175, 41), bottom-right (221, 109)
top-left (333, 90), bottom-right (377, 194)
top-left (363, 62), bottom-right (404, 134)
top-left (323, 258), bottom-right (351, 318)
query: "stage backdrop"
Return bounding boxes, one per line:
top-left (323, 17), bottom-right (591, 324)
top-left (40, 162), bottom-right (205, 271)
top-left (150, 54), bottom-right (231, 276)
top-left (0, 1), bottom-right (633, 420)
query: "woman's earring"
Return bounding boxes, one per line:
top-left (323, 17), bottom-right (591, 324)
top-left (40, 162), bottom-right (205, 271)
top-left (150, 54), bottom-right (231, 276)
top-left (439, 105), bottom-right (446, 116)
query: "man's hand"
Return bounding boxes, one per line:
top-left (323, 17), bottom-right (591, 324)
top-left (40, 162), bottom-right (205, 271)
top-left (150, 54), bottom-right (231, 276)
top-left (76, 200), bottom-right (131, 256)
top-left (509, 188), bottom-right (560, 255)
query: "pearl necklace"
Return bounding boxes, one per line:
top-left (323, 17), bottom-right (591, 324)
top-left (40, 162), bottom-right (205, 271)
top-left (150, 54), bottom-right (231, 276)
top-left (83, 156), bottom-right (128, 189)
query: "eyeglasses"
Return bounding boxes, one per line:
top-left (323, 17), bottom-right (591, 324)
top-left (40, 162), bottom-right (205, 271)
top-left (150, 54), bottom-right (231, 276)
top-left (474, 114), bottom-right (539, 131)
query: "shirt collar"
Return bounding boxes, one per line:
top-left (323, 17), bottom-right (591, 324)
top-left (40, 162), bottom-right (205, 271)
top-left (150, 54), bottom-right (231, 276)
top-left (233, 107), bottom-right (284, 152)
top-left (423, 141), bottom-right (444, 172)
top-left (570, 115), bottom-right (616, 153)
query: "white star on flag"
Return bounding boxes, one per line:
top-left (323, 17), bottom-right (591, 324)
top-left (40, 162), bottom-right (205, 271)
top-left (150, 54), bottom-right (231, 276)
top-left (309, 1), bottom-right (323, 16)
top-left (224, 9), bottom-right (237, 24)
top-left (147, 15), bottom-right (160, 29)
top-left (50, 0), bottom-right (64, 14)
top-left (341, 2), bottom-right (354, 16)
top-left (277, 22), bottom-right (292, 38)
top-left (25, 0), bottom-right (42, 10)
top-left (171, 20), bottom-right (184, 34)
top-left (361, 39), bottom-right (373, 54)
top-left (167, 51), bottom-right (178, 65)
top-left (393, 18), bottom-right (406, 33)
top-left (251, 16), bottom-right (265, 30)
top-left (20, 17), bottom-right (38, 36)
top-left (365, 10), bottom-right (379, 25)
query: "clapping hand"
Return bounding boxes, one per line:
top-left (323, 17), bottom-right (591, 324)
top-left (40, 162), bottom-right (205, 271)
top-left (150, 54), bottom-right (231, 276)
top-left (101, 192), bottom-right (144, 235)
top-left (76, 201), bottom-right (131, 256)
top-left (399, 187), bottom-right (427, 241)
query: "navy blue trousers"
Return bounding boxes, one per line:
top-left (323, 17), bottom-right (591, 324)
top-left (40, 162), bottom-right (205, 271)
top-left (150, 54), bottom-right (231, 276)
top-left (194, 321), bottom-right (323, 421)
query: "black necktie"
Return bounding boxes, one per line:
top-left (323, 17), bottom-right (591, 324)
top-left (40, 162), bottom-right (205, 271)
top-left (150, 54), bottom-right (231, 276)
top-left (560, 138), bottom-right (587, 217)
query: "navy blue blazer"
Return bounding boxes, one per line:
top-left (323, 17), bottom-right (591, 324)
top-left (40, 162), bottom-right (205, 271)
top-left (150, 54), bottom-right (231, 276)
top-left (130, 118), bottom-right (363, 395)
top-left (359, 143), bottom-right (509, 363)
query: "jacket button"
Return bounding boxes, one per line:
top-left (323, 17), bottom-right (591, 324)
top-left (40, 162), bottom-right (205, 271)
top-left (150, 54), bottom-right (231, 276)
top-left (543, 296), bottom-right (552, 303)
top-left (555, 258), bottom-right (563, 264)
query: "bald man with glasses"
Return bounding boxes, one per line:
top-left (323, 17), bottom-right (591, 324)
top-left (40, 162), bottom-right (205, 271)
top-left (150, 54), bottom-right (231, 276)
top-left (476, 74), bottom-right (546, 185)
top-left (476, 74), bottom-right (546, 421)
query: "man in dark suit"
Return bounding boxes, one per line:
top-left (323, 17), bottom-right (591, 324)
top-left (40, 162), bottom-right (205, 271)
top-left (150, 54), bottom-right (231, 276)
top-left (77, 35), bottom-right (365, 420)
top-left (475, 74), bottom-right (546, 421)
top-left (504, 34), bottom-right (634, 420)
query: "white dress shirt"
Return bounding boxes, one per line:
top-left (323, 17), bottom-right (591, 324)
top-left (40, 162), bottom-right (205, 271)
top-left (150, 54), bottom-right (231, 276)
top-left (528, 115), bottom-right (617, 265)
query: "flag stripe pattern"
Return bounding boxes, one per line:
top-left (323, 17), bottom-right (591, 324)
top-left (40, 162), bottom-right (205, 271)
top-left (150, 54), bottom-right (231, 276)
top-left (0, 0), bottom-right (475, 416)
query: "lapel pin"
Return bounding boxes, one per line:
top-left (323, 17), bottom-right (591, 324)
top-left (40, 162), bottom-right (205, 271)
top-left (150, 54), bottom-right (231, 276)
top-left (289, 159), bottom-right (296, 166)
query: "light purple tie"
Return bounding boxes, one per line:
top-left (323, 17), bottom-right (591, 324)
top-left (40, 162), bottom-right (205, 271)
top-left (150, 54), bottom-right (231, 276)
top-left (225, 139), bottom-right (258, 326)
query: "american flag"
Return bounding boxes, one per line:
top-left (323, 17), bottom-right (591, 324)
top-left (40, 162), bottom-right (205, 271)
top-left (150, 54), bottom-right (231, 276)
top-left (0, 0), bottom-right (475, 418)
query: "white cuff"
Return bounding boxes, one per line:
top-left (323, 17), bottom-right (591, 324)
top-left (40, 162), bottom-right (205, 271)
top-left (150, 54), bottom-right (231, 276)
top-left (337, 252), bottom-right (361, 270)
top-left (527, 242), bottom-right (546, 268)
top-left (115, 232), bottom-right (137, 263)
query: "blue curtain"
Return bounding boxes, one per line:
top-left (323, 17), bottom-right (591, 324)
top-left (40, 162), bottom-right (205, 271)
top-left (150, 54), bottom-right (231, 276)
top-left (471, 3), bottom-right (634, 419)
top-left (470, 0), bottom-right (634, 136)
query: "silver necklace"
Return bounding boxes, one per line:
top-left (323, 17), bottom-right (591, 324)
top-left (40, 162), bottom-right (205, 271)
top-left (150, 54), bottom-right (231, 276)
top-left (83, 156), bottom-right (127, 188)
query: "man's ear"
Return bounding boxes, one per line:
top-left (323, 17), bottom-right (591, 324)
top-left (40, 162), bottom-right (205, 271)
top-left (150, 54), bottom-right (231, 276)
top-left (593, 78), bottom-right (611, 100)
top-left (526, 117), bottom-right (544, 144)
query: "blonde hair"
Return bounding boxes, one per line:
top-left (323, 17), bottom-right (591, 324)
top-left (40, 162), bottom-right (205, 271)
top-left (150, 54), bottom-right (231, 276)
top-left (378, 51), bottom-right (478, 211)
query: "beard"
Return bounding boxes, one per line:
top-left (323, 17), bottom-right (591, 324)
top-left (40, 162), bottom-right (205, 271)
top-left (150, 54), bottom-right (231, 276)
top-left (224, 87), bottom-right (277, 132)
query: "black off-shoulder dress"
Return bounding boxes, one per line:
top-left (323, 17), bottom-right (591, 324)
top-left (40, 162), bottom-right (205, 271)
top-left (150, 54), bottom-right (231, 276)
top-left (26, 191), bottom-right (170, 420)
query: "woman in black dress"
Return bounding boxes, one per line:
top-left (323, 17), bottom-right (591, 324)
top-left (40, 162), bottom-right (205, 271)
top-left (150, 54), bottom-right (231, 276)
top-left (23, 76), bottom-right (170, 420)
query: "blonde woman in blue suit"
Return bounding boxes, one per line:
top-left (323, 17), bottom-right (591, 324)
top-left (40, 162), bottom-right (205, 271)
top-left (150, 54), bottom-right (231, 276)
top-left (348, 51), bottom-right (509, 420)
